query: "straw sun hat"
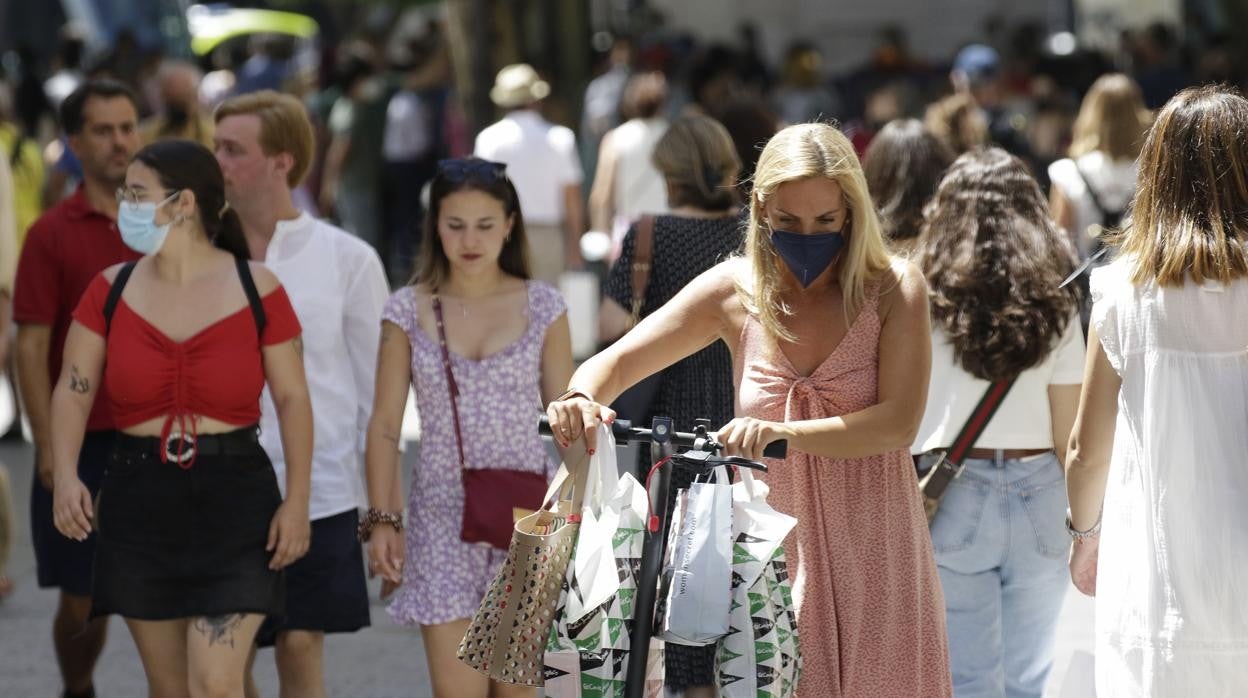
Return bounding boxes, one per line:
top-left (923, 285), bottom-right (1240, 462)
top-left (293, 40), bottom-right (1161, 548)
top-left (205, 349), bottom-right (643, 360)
top-left (490, 63), bottom-right (551, 108)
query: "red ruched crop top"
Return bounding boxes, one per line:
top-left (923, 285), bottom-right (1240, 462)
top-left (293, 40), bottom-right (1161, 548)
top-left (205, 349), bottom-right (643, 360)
top-left (73, 271), bottom-right (301, 465)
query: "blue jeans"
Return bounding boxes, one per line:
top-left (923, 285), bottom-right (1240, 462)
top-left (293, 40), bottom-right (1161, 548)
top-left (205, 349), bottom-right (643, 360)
top-left (929, 450), bottom-right (1069, 698)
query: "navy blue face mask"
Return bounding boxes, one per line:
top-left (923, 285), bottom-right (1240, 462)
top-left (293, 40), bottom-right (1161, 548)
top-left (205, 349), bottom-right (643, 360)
top-left (769, 228), bottom-right (845, 287)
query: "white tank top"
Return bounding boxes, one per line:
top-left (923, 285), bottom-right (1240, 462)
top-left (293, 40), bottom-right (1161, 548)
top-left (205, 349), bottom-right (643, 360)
top-left (610, 118), bottom-right (669, 227)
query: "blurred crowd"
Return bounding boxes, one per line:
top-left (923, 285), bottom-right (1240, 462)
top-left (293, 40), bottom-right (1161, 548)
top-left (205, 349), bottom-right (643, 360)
top-left (1, 9), bottom-right (1245, 291)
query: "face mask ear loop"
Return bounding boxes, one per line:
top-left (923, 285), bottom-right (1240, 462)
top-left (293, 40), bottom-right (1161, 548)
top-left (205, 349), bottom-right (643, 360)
top-left (160, 190), bottom-right (184, 227)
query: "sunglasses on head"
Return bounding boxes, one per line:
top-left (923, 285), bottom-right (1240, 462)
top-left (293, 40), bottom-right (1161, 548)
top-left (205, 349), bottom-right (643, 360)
top-left (437, 158), bottom-right (507, 183)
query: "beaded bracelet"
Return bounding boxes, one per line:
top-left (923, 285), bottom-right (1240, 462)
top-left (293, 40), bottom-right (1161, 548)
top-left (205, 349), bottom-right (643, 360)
top-left (357, 507), bottom-right (404, 543)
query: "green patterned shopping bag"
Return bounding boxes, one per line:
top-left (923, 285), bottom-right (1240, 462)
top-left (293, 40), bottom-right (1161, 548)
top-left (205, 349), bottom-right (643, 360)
top-left (717, 469), bottom-right (801, 697)
top-left (544, 424), bottom-right (655, 697)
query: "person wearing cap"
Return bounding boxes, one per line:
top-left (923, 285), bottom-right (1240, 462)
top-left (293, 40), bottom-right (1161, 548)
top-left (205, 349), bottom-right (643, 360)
top-left (474, 64), bottom-right (585, 285)
top-left (949, 44), bottom-right (1037, 174)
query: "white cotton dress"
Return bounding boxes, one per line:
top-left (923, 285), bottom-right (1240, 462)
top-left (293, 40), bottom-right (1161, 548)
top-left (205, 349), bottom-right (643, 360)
top-left (1090, 258), bottom-right (1248, 696)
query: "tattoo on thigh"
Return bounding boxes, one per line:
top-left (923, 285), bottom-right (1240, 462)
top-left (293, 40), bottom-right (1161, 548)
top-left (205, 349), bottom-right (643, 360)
top-left (69, 365), bottom-right (90, 394)
top-left (193, 614), bottom-right (244, 647)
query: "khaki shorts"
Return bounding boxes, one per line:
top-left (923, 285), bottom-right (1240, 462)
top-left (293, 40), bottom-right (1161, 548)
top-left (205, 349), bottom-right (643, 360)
top-left (525, 223), bottom-right (566, 286)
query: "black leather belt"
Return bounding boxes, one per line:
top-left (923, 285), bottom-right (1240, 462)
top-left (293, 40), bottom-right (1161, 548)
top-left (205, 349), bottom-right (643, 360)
top-left (115, 426), bottom-right (260, 463)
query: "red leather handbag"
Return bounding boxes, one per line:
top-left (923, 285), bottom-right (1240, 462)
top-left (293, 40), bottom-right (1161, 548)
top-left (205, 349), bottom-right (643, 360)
top-left (432, 294), bottom-right (548, 550)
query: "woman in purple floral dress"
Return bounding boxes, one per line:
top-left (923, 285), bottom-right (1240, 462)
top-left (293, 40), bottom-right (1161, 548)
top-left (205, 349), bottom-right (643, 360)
top-left (362, 158), bottom-right (573, 698)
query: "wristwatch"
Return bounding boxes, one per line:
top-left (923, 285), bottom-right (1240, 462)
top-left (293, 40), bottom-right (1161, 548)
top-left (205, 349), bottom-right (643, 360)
top-left (1065, 508), bottom-right (1102, 541)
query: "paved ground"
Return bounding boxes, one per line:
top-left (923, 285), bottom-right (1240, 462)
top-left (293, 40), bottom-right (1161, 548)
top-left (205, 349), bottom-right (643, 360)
top-left (0, 434), bottom-right (436, 698)
top-left (0, 415), bottom-right (1096, 697)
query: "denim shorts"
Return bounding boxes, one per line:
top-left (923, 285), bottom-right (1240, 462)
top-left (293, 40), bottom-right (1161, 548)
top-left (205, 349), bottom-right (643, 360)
top-left (30, 431), bottom-right (115, 595)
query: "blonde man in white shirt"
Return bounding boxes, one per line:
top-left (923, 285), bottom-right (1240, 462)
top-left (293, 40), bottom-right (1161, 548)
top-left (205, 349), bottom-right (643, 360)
top-left (474, 63), bottom-right (585, 284)
top-left (214, 90), bottom-right (389, 698)
top-left (913, 148), bottom-right (1083, 698)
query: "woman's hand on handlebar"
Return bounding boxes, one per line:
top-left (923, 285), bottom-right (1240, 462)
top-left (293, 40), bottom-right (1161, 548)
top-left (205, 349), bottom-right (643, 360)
top-left (716, 417), bottom-right (792, 462)
top-left (545, 397), bottom-right (616, 454)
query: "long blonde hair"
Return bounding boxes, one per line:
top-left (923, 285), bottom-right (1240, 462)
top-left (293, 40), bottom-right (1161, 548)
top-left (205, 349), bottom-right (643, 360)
top-left (1115, 86), bottom-right (1248, 286)
top-left (743, 122), bottom-right (893, 342)
top-left (1068, 74), bottom-right (1151, 160)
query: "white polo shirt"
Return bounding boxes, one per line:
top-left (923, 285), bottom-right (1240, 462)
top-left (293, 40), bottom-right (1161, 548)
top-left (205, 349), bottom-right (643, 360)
top-left (913, 311), bottom-right (1086, 453)
top-left (258, 212), bottom-right (390, 520)
top-left (474, 109), bottom-right (583, 227)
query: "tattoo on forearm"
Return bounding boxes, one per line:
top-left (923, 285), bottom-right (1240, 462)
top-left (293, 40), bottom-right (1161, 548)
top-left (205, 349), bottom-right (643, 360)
top-left (69, 365), bottom-right (90, 394)
top-left (192, 614), bottom-right (243, 647)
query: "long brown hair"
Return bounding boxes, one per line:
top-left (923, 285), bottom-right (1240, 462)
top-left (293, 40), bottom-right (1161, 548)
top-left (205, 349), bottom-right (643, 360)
top-left (412, 158), bottom-right (530, 288)
top-left (1114, 86), bottom-right (1248, 287)
top-left (916, 147), bottom-right (1080, 381)
top-left (1068, 74), bottom-right (1152, 161)
top-left (862, 118), bottom-right (954, 242)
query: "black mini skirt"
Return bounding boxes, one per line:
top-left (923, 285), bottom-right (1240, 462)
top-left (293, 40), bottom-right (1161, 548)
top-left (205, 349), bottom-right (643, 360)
top-left (90, 426), bottom-right (285, 620)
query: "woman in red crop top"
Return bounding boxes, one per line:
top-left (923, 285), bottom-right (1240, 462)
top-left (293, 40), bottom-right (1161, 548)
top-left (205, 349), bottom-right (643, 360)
top-left (48, 140), bottom-right (313, 697)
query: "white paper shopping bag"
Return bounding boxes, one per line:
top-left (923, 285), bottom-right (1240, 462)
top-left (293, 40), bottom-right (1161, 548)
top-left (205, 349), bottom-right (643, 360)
top-left (660, 465), bottom-right (733, 646)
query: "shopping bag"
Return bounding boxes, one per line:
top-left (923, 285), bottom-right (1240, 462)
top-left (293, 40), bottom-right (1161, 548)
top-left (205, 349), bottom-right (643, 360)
top-left (544, 637), bottom-right (665, 698)
top-left (717, 468), bottom-right (801, 698)
top-left (544, 424), bottom-right (650, 697)
top-left (458, 442), bottom-right (590, 686)
top-left (564, 426), bottom-right (625, 621)
top-left (659, 465), bottom-right (733, 646)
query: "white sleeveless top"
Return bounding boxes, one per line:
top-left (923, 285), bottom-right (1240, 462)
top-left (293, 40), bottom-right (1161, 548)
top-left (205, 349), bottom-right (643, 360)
top-left (609, 117), bottom-right (669, 230)
top-left (1048, 151), bottom-right (1137, 259)
top-left (1090, 257), bottom-right (1248, 696)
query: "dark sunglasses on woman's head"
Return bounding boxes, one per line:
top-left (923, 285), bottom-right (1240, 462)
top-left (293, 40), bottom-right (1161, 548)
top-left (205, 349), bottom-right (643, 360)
top-left (437, 158), bottom-right (507, 183)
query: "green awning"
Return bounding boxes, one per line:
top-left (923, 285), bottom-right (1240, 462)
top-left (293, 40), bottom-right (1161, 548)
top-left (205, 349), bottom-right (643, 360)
top-left (187, 6), bottom-right (319, 56)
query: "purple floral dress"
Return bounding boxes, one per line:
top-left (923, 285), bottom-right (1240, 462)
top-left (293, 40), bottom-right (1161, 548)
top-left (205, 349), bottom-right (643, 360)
top-left (382, 281), bottom-right (566, 626)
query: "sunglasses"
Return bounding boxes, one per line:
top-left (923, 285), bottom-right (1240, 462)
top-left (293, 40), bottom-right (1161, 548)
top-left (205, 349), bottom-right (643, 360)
top-left (437, 158), bottom-right (507, 183)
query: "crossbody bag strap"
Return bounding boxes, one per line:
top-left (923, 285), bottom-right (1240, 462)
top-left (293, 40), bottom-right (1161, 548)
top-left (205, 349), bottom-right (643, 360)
top-left (431, 293), bottom-right (467, 469)
top-left (628, 215), bottom-right (656, 325)
top-left (234, 257), bottom-right (268, 337)
top-left (103, 261), bottom-right (138, 336)
top-left (1071, 160), bottom-right (1126, 228)
top-left (921, 376), bottom-right (1019, 501)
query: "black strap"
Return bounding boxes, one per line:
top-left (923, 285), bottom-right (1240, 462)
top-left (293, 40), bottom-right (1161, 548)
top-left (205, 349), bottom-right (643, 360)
top-left (103, 261), bottom-right (138, 336)
top-left (234, 258), bottom-right (267, 337)
top-left (1071, 161), bottom-right (1123, 227)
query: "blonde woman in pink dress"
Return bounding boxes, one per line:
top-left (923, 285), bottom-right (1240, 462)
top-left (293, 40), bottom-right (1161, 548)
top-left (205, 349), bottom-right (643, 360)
top-left (546, 122), bottom-right (951, 697)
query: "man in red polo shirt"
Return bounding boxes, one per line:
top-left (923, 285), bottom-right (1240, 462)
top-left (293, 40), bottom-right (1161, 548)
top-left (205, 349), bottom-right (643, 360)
top-left (13, 79), bottom-right (141, 698)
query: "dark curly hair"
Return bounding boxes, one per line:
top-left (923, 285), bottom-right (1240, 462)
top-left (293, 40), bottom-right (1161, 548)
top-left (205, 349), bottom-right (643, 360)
top-left (916, 147), bottom-right (1080, 381)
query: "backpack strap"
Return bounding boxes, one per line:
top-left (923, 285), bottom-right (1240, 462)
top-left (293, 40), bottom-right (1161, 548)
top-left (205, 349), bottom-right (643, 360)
top-left (1071, 160), bottom-right (1123, 226)
top-left (234, 257), bottom-right (268, 338)
top-left (103, 262), bottom-right (138, 336)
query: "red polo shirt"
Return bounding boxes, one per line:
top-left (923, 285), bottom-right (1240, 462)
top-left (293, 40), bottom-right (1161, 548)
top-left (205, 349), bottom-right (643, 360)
top-left (13, 187), bottom-right (142, 431)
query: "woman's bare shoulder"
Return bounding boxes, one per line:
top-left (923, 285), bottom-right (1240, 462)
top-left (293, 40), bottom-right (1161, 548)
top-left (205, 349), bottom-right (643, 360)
top-left (877, 256), bottom-right (928, 316)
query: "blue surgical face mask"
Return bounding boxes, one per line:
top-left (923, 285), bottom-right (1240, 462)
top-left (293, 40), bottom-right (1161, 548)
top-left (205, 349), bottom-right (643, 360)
top-left (118, 190), bottom-right (180, 255)
top-left (769, 227), bottom-right (845, 288)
